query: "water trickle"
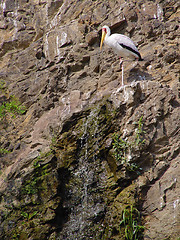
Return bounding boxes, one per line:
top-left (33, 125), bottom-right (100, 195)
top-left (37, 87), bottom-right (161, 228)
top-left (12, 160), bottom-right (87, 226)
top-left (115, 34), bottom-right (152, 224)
top-left (58, 106), bottom-right (107, 239)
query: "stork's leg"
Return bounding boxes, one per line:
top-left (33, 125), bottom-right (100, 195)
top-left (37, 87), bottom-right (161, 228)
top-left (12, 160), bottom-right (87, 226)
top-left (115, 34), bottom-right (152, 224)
top-left (120, 57), bottom-right (124, 86)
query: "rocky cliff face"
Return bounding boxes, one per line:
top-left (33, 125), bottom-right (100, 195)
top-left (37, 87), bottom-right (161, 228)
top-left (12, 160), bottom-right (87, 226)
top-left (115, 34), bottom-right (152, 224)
top-left (0, 0), bottom-right (179, 239)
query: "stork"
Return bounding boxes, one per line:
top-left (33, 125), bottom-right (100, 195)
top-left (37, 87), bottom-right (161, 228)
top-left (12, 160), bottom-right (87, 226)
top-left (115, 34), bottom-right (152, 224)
top-left (100, 25), bottom-right (143, 86)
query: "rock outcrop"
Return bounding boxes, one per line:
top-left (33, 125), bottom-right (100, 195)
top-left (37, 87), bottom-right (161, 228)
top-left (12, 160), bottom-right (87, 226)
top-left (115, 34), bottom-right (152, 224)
top-left (0, 0), bottom-right (179, 239)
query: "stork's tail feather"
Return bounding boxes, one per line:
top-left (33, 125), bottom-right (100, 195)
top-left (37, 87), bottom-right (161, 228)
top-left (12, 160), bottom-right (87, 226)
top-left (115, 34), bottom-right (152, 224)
top-left (139, 55), bottom-right (144, 61)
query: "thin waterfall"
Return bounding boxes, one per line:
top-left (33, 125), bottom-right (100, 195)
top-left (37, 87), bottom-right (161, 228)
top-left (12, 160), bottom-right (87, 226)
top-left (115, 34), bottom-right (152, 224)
top-left (58, 106), bottom-right (106, 239)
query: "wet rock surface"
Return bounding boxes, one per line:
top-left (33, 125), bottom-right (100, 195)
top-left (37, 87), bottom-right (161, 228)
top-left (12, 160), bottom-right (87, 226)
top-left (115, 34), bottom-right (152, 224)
top-left (0, 0), bottom-right (179, 239)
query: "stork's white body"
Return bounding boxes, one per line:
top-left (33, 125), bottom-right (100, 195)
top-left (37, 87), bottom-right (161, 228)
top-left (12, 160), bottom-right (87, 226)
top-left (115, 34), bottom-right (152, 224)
top-left (104, 33), bottom-right (140, 60)
top-left (100, 25), bottom-right (143, 86)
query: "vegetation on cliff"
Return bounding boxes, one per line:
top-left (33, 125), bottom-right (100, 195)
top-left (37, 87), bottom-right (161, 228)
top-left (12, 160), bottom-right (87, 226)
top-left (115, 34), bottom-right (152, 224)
top-left (0, 0), bottom-right (179, 239)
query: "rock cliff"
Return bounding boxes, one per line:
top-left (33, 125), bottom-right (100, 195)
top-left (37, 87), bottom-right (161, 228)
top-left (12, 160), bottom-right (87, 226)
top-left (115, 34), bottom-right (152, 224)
top-left (0, 0), bottom-right (179, 239)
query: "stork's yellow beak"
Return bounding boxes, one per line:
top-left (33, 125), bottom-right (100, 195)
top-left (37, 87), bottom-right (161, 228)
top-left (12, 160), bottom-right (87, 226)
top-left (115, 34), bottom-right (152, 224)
top-left (100, 30), bottom-right (106, 51)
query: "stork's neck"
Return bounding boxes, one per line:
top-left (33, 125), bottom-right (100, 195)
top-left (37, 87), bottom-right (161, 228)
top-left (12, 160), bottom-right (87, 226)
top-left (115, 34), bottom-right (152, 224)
top-left (103, 27), bottom-right (111, 44)
top-left (105, 27), bottom-right (111, 38)
top-left (104, 29), bottom-right (111, 45)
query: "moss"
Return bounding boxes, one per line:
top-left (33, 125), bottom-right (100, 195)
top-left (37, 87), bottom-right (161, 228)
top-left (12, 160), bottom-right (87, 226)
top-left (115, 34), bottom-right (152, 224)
top-left (0, 79), bottom-right (6, 91)
top-left (9, 216), bottom-right (46, 240)
top-left (12, 229), bottom-right (28, 240)
top-left (21, 151), bottom-right (54, 200)
top-left (1, 152), bottom-right (59, 239)
top-left (114, 183), bottom-right (137, 210)
top-left (55, 131), bottom-right (78, 168)
top-left (4, 172), bottom-right (58, 239)
top-left (54, 100), bottom-right (116, 169)
top-left (1, 97), bottom-right (146, 239)
top-left (50, 100), bottom-right (141, 239)
top-left (100, 183), bottom-right (137, 240)
top-left (106, 149), bottom-right (118, 181)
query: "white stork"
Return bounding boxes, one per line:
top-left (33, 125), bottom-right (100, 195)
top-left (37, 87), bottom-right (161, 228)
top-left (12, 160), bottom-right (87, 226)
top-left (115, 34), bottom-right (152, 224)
top-left (100, 25), bottom-right (143, 86)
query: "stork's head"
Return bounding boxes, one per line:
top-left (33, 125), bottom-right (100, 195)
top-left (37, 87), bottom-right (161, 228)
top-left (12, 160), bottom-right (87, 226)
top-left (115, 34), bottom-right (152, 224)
top-left (100, 25), bottom-right (111, 50)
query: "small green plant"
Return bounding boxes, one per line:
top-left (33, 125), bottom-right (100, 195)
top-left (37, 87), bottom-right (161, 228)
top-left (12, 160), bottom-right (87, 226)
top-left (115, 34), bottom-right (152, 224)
top-left (21, 211), bottom-right (38, 221)
top-left (12, 232), bottom-right (20, 240)
top-left (134, 116), bottom-right (146, 146)
top-left (0, 148), bottom-right (11, 156)
top-left (0, 80), bottom-right (6, 91)
top-left (112, 134), bottom-right (130, 163)
top-left (0, 96), bottom-right (26, 121)
top-left (119, 205), bottom-right (144, 240)
top-left (21, 153), bottom-right (50, 196)
top-left (22, 178), bottom-right (38, 195)
top-left (112, 133), bottom-right (139, 171)
top-left (22, 159), bottom-right (41, 196)
top-left (51, 135), bottom-right (57, 147)
top-left (33, 154), bottom-right (50, 177)
top-left (112, 116), bottom-right (146, 172)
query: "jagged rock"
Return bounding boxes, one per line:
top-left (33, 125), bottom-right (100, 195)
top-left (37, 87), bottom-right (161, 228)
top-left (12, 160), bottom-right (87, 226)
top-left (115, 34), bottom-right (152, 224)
top-left (85, 31), bottom-right (99, 46)
top-left (0, 0), bottom-right (179, 239)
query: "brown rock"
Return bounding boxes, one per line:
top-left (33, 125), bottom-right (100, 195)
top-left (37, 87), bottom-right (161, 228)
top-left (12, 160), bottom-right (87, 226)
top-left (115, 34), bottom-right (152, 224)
top-left (0, 0), bottom-right (179, 239)
top-left (124, 5), bottom-right (138, 22)
top-left (85, 31), bottom-right (99, 46)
